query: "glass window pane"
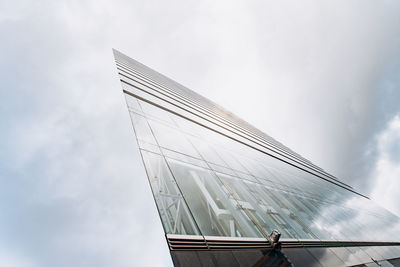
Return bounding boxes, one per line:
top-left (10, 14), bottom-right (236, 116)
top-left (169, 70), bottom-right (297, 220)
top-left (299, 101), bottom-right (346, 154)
top-left (166, 158), bottom-right (265, 238)
top-left (147, 119), bottom-right (200, 158)
top-left (129, 112), bottom-right (157, 145)
top-left (141, 150), bottom-right (200, 235)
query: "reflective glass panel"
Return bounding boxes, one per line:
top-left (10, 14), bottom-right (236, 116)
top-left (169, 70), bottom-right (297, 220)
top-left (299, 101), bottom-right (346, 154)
top-left (116, 51), bottom-right (400, 251)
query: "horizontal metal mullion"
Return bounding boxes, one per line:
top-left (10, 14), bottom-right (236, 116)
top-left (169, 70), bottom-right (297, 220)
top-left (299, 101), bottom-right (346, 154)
top-left (167, 235), bottom-right (400, 251)
top-left (122, 83), bottom-right (367, 199)
top-left (116, 61), bottom-right (329, 174)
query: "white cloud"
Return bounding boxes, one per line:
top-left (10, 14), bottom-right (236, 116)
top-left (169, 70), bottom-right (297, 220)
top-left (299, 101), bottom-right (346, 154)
top-left (0, 0), bottom-right (400, 266)
top-left (370, 114), bottom-right (400, 216)
top-left (0, 251), bottom-right (33, 267)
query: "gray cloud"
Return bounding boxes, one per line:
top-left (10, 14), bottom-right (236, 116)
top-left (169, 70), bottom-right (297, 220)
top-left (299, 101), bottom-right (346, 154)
top-left (1, 0), bottom-right (400, 266)
top-left (370, 114), bottom-right (400, 216)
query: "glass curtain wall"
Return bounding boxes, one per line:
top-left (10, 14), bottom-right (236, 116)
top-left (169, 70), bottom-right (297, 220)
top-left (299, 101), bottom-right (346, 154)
top-left (123, 88), bottom-right (400, 242)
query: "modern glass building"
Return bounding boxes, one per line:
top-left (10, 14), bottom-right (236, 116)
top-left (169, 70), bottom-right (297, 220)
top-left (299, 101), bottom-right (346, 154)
top-left (113, 49), bottom-right (400, 266)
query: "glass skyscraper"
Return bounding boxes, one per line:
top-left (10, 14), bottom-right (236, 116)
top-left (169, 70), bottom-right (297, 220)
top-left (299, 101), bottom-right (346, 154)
top-left (113, 49), bottom-right (400, 266)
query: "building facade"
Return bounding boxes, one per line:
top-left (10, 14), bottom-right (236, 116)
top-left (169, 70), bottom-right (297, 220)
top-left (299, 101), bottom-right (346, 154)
top-left (113, 49), bottom-right (400, 266)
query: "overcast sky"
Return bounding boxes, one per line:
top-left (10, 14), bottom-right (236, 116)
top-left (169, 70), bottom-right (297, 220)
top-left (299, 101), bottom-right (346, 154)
top-left (1, 1), bottom-right (400, 266)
